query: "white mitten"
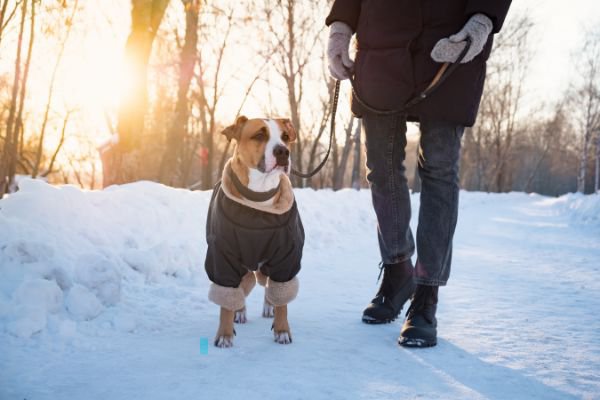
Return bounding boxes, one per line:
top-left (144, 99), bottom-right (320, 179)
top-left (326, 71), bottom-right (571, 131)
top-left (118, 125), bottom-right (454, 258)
top-left (431, 13), bottom-right (493, 64)
top-left (327, 21), bottom-right (354, 80)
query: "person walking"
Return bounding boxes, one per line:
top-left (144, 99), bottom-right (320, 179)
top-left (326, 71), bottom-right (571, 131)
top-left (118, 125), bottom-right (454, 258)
top-left (326, 0), bottom-right (512, 347)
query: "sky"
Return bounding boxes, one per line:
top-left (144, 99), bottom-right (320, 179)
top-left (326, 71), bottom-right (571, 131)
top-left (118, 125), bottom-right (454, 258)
top-left (517, 0), bottom-right (600, 104)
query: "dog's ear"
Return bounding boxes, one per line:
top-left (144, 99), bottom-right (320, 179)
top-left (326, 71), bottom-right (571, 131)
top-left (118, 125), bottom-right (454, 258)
top-left (276, 118), bottom-right (297, 143)
top-left (221, 115), bottom-right (248, 142)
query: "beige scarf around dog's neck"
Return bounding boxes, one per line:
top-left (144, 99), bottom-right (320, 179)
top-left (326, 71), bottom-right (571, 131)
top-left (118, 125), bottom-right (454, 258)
top-left (220, 160), bottom-right (295, 215)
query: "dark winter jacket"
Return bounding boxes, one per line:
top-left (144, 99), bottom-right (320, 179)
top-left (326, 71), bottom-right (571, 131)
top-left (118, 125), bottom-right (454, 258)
top-left (204, 182), bottom-right (305, 288)
top-left (326, 0), bottom-right (512, 126)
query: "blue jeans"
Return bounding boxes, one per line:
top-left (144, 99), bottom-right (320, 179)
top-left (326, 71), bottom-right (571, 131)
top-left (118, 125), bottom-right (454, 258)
top-left (363, 114), bottom-right (464, 286)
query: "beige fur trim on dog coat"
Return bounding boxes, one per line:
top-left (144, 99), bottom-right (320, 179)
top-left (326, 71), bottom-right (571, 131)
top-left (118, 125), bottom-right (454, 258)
top-left (208, 283), bottom-right (245, 311)
top-left (266, 277), bottom-right (299, 306)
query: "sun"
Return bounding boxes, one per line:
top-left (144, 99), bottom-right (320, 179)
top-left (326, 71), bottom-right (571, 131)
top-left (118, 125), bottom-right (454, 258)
top-left (60, 38), bottom-right (127, 118)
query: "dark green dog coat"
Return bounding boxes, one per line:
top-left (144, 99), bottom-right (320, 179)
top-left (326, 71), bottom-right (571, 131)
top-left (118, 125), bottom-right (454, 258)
top-left (204, 182), bottom-right (304, 288)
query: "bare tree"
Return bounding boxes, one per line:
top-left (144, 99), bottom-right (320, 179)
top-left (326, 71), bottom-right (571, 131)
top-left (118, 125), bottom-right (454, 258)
top-left (0, 0), bottom-right (22, 48)
top-left (461, 14), bottom-right (533, 192)
top-left (40, 110), bottom-right (71, 178)
top-left (259, 0), bottom-right (328, 187)
top-left (102, 0), bottom-right (170, 187)
top-left (521, 105), bottom-right (567, 192)
top-left (182, 3), bottom-right (269, 190)
top-left (0, 0), bottom-right (28, 197)
top-left (570, 29), bottom-right (600, 193)
top-left (31, 0), bottom-right (78, 178)
top-left (193, 5), bottom-right (235, 189)
top-left (158, 0), bottom-right (200, 186)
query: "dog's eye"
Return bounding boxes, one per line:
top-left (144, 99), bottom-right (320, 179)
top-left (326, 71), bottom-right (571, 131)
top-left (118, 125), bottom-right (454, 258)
top-left (281, 132), bottom-right (290, 142)
top-left (252, 129), bottom-right (267, 141)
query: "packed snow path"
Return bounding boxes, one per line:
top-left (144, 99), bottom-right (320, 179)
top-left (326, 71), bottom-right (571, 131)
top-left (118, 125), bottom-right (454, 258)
top-left (1, 180), bottom-right (599, 399)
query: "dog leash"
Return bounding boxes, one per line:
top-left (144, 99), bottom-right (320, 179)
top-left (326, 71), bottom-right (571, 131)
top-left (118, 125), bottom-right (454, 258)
top-left (290, 38), bottom-right (472, 179)
top-left (348, 37), bottom-right (472, 116)
top-left (290, 79), bottom-right (341, 179)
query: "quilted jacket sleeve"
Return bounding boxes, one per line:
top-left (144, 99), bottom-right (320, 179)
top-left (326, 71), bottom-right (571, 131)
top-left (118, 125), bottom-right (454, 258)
top-left (465, 0), bottom-right (513, 33)
top-left (325, 0), bottom-right (362, 32)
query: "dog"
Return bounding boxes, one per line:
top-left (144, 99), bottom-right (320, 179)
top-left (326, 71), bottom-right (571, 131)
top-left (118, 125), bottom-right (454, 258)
top-left (204, 116), bottom-right (305, 348)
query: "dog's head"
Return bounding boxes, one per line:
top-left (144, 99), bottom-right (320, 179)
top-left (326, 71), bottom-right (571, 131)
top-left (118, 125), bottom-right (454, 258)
top-left (222, 116), bottom-right (297, 175)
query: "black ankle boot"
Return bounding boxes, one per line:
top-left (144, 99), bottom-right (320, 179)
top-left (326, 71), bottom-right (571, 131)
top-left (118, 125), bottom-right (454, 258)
top-left (398, 284), bottom-right (439, 347)
top-left (362, 260), bottom-right (415, 324)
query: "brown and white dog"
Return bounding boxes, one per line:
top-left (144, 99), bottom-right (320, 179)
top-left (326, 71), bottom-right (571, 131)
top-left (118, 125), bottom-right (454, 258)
top-left (204, 116), bottom-right (304, 348)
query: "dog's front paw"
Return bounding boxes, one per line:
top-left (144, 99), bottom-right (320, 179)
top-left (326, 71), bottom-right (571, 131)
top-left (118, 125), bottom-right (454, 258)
top-left (234, 308), bottom-right (247, 324)
top-left (262, 300), bottom-right (274, 318)
top-left (273, 331), bottom-right (292, 345)
top-left (214, 335), bottom-right (235, 348)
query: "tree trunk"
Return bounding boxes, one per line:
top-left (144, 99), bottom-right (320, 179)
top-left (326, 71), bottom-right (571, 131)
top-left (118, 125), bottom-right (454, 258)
top-left (104, 0), bottom-right (169, 187)
top-left (32, 0), bottom-right (73, 178)
top-left (0, 0), bottom-right (19, 46)
top-left (159, 0), bottom-right (199, 186)
top-left (577, 129), bottom-right (590, 193)
top-left (0, 0), bottom-right (27, 197)
top-left (595, 131), bottom-right (600, 193)
top-left (14, 0), bottom-right (35, 175)
top-left (284, 0), bottom-right (303, 188)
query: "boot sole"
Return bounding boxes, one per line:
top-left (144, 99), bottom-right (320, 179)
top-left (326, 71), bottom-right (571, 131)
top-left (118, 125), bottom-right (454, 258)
top-left (398, 337), bottom-right (437, 348)
top-left (361, 279), bottom-right (415, 325)
top-left (361, 315), bottom-right (398, 324)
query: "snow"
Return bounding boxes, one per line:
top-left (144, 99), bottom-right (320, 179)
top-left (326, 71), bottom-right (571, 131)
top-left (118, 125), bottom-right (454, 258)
top-left (65, 284), bottom-right (104, 321)
top-left (1, 179), bottom-right (599, 399)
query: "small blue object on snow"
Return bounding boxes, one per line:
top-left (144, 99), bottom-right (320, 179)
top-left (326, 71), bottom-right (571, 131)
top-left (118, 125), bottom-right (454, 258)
top-left (200, 337), bottom-right (209, 355)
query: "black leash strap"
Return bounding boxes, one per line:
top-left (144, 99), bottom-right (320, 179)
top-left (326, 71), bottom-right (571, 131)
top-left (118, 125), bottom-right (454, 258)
top-left (290, 38), bottom-right (471, 178)
top-left (291, 79), bottom-right (340, 179)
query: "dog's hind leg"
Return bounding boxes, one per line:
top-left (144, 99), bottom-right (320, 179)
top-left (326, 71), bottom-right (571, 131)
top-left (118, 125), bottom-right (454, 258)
top-left (255, 270), bottom-right (274, 318)
top-left (262, 296), bottom-right (274, 318)
top-left (234, 272), bottom-right (256, 324)
top-left (234, 307), bottom-right (247, 324)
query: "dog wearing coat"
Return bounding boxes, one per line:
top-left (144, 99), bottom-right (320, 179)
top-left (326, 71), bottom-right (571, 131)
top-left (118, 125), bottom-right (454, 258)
top-left (204, 116), bottom-right (304, 348)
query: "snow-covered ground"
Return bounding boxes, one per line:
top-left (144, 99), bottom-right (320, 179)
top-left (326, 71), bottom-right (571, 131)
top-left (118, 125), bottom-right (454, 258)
top-left (1, 179), bottom-right (599, 400)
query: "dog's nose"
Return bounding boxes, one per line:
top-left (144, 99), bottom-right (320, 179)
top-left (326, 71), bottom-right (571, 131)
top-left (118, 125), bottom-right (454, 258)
top-left (273, 145), bottom-right (290, 159)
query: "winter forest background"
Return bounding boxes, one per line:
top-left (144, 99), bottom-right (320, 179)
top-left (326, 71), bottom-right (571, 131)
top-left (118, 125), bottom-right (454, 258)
top-left (1, 0), bottom-right (599, 197)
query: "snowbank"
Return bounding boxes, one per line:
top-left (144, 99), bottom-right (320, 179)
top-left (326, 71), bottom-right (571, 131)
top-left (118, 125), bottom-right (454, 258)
top-left (550, 192), bottom-right (600, 225)
top-left (0, 179), bottom-right (209, 338)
